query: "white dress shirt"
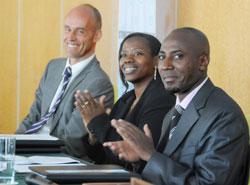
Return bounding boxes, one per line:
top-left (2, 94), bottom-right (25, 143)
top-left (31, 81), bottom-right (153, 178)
top-left (37, 54), bottom-right (95, 134)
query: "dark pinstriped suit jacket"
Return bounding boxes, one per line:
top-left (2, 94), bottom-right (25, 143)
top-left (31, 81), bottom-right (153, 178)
top-left (142, 78), bottom-right (249, 185)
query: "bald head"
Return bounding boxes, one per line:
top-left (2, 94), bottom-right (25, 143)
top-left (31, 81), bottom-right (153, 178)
top-left (64, 4), bottom-right (102, 64)
top-left (158, 27), bottom-right (210, 96)
top-left (165, 27), bottom-right (210, 58)
top-left (66, 4), bottom-right (102, 30)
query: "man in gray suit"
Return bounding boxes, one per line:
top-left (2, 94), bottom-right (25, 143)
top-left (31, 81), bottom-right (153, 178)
top-left (104, 27), bottom-right (249, 184)
top-left (16, 4), bottom-right (114, 159)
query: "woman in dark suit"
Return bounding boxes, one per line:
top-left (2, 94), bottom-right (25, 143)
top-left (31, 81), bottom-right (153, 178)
top-left (74, 32), bottom-right (175, 169)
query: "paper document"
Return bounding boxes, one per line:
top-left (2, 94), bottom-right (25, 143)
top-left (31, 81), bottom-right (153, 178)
top-left (14, 155), bottom-right (83, 173)
top-left (16, 134), bottom-right (58, 140)
top-left (0, 134), bottom-right (59, 141)
top-left (15, 155), bottom-right (80, 165)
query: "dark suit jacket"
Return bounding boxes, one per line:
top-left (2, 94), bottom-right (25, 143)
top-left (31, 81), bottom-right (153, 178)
top-left (85, 74), bottom-right (176, 167)
top-left (16, 57), bottom-right (114, 159)
top-left (142, 78), bottom-right (249, 185)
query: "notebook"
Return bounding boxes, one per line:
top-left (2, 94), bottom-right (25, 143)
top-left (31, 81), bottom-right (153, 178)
top-left (29, 164), bottom-right (141, 184)
top-left (14, 134), bottom-right (64, 153)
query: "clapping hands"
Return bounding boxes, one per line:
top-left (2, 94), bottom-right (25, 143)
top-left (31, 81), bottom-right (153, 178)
top-left (103, 119), bottom-right (157, 162)
top-left (74, 90), bottom-right (107, 143)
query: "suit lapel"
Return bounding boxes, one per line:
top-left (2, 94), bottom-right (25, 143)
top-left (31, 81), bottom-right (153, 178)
top-left (165, 103), bottom-right (199, 155)
top-left (43, 59), bottom-right (66, 115)
top-left (66, 57), bottom-right (98, 94)
top-left (114, 91), bottom-right (135, 119)
top-left (157, 107), bottom-right (175, 147)
top-left (161, 78), bottom-right (216, 155)
top-left (50, 58), bottom-right (98, 132)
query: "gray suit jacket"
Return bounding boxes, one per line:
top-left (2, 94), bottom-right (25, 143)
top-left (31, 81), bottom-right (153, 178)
top-left (142, 78), bottom-right (249, 185)
top-left (16, 57), bottom-right (114, 159)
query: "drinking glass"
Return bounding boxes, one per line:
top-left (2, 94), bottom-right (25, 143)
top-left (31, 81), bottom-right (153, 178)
top-left (0, 136), bottom-right (16, 184)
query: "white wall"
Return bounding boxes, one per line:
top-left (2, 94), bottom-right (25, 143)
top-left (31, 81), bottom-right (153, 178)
top-left (117, 0), bottom-right (177, 96)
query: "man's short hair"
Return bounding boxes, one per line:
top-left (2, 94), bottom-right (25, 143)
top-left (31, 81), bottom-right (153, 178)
top-left (85, 4), bottom-right (102, 30)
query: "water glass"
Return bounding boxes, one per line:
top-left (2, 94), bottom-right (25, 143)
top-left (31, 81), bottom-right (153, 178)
top-left (0, 136), bottom-right (16, 184)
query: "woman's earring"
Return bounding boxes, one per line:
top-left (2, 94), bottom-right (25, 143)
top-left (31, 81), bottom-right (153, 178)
top-left (154, 66), bottom-right (157, 80)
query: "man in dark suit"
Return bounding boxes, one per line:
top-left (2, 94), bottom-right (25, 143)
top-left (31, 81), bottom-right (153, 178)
top-left (15, 4), bottom-right (114, 159)
top-left (104, 27), bottom-right (249, 185)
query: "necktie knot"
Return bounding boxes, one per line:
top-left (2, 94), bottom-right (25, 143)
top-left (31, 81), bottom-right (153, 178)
top-left (171, 105), bottom-right (184, 120)
top-left (65, 67), bottom-right (72, 77)
top-left (157, 105), bottom-right (185, 152)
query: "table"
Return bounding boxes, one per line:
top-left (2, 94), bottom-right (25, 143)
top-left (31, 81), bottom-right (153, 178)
top-left (15, 153), bottom-right (92, 185)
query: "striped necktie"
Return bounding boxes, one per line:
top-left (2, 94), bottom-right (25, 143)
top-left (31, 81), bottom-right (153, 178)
top-left (25, 67), bottom-right (72, 134)
top-left (157, 105), bottom-right (184, 153)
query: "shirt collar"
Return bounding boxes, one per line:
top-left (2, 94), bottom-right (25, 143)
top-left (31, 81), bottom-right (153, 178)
top-left (176, 77), bottom-right (208, 110)
top-left (62, 54), bottom-right (95, 77)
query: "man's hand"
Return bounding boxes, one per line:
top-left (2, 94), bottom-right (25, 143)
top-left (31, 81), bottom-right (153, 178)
top-left (74, 89), bottom-right (106, 143)
top-left (104, 119), bottom-right (156, 162)
top-left (103, 140), bottom-right (140, 162)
